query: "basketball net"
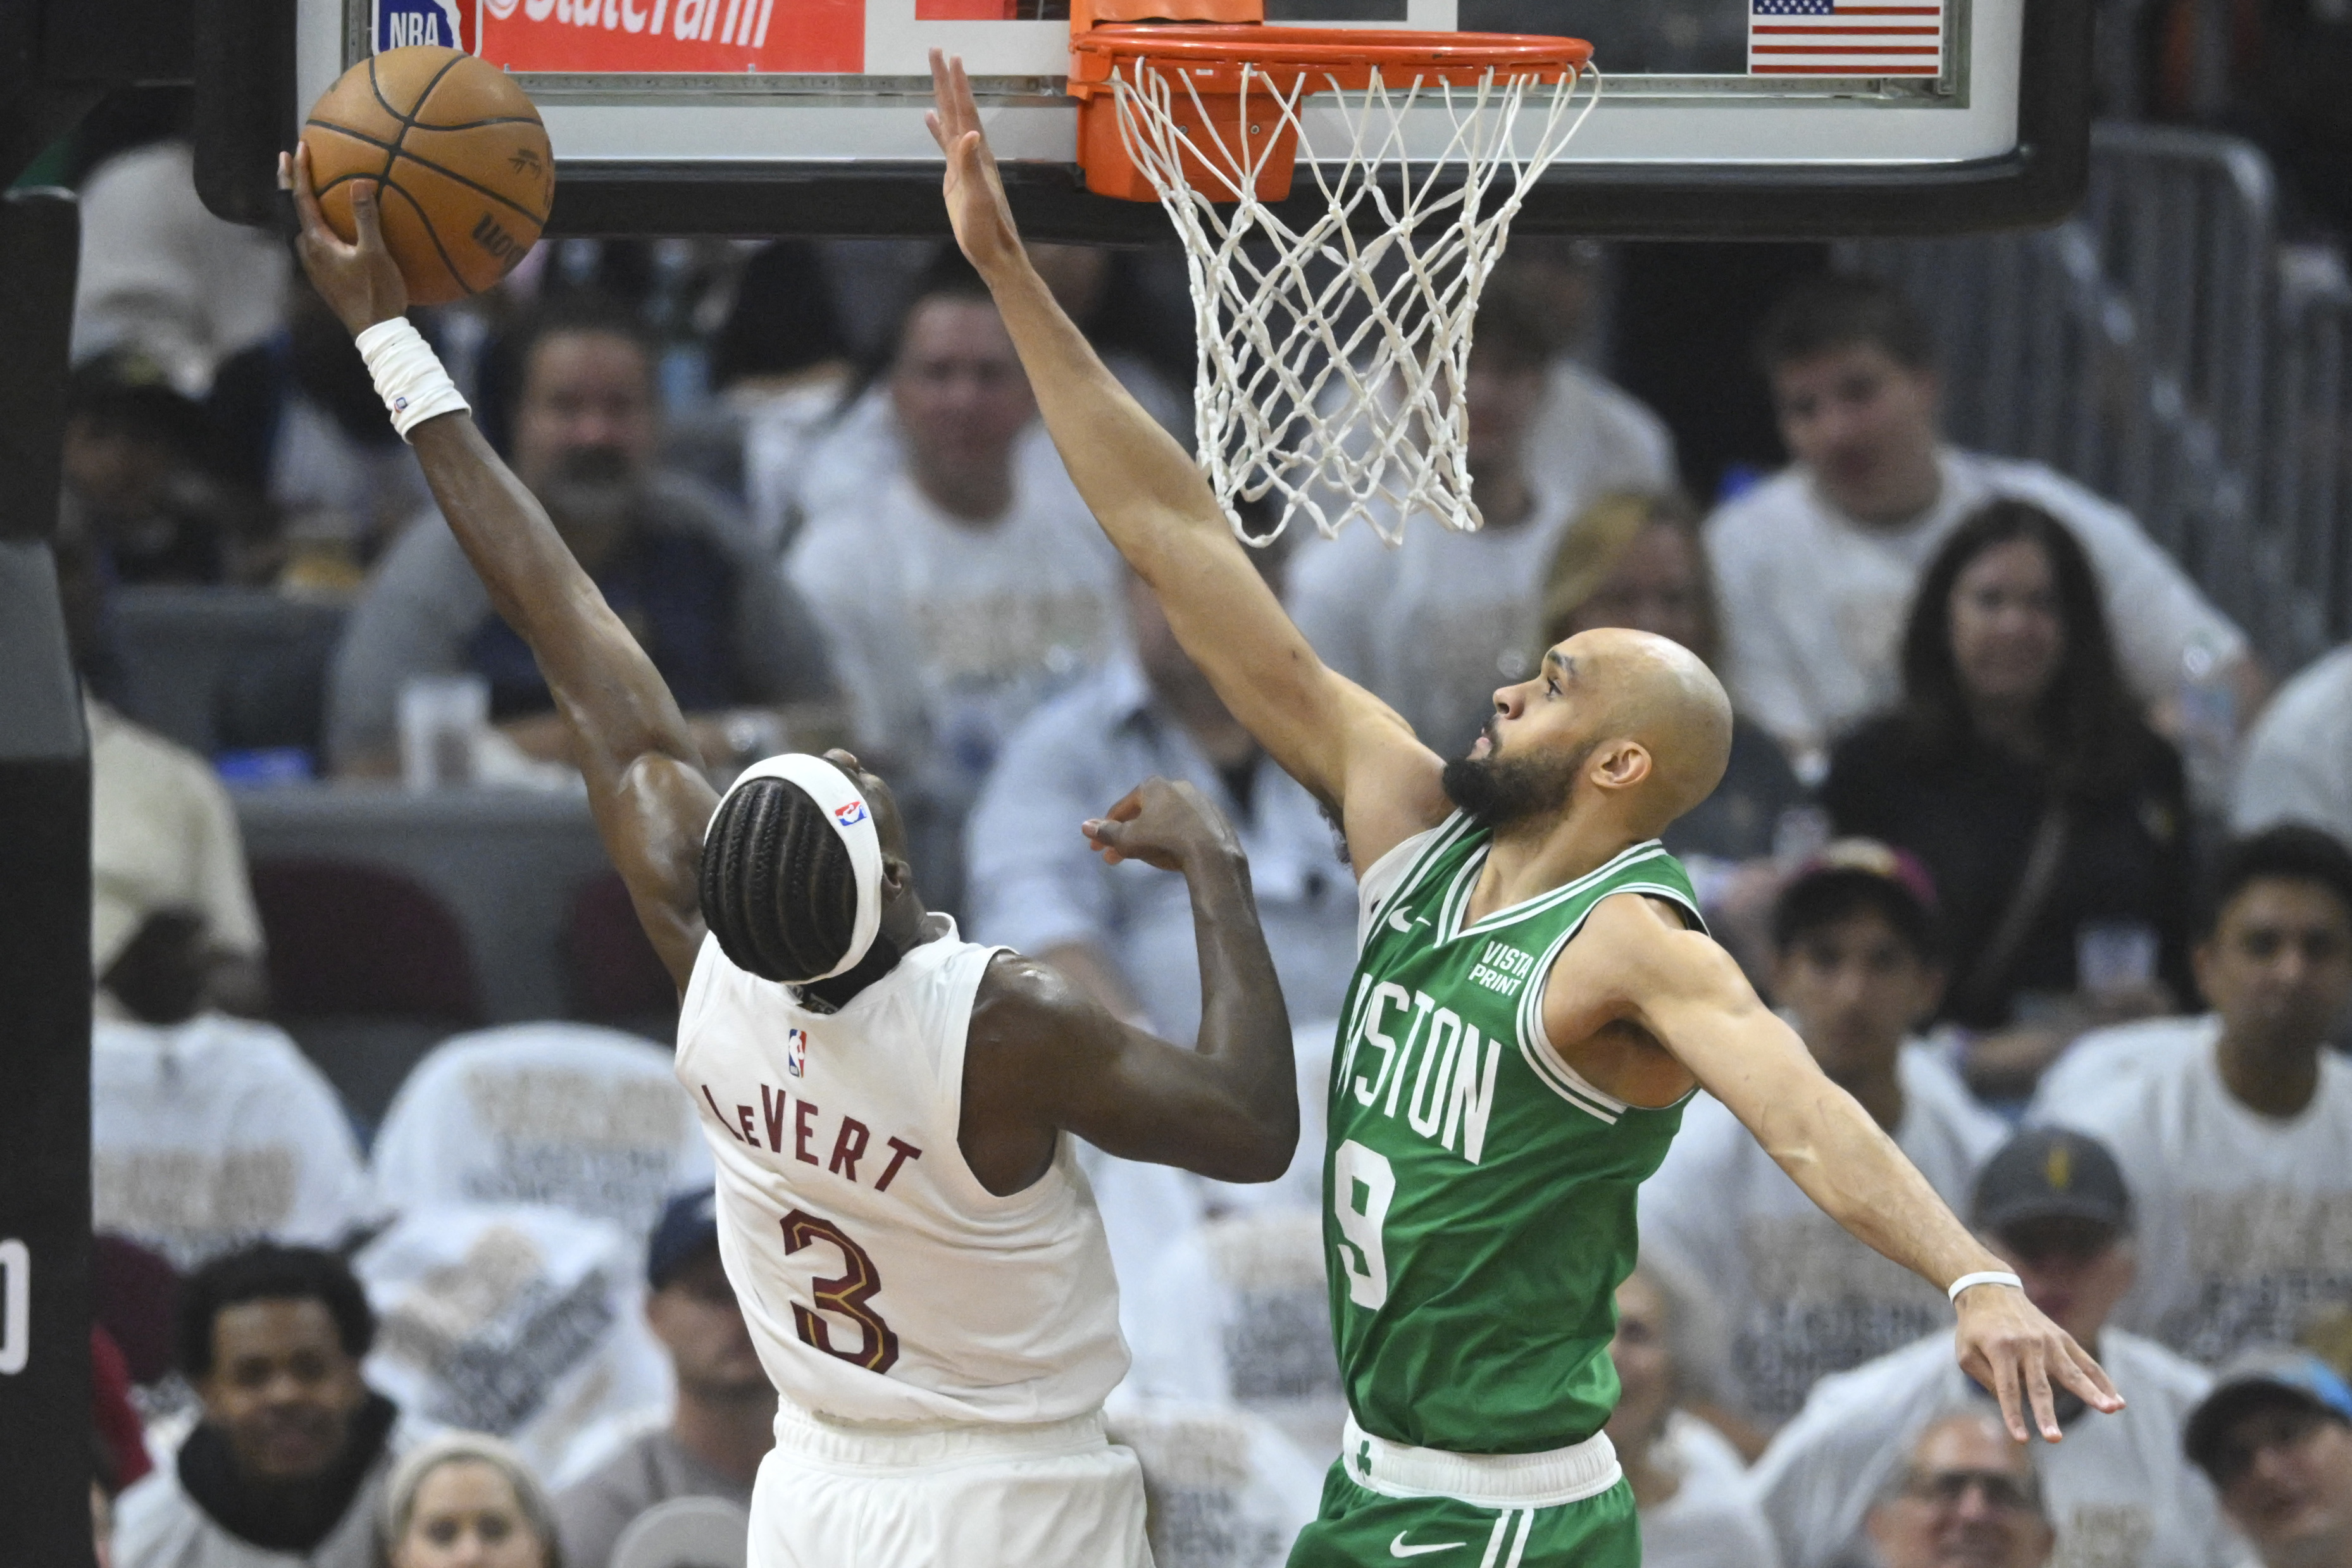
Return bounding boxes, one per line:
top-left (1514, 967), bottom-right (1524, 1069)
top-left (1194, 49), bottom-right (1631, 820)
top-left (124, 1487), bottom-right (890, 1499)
top-left (1107, 61), bottom-right (1602, 546)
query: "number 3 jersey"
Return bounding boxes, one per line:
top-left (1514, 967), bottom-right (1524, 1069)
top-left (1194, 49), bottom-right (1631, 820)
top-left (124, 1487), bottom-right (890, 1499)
top-left (675, 920), bottom-right (1128, 1426)
top-left (1326, 816), bottom-right (1703, 1455)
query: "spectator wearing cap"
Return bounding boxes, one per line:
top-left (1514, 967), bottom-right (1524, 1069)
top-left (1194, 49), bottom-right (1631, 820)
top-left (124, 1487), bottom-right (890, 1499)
top-left (2030, 826), bottom-right (2352, 1366)
top-left (1751, 1128), bottom-right (2239, 1568)
top-left (115, 1244), bottom-right (402, 1568)
top-left (1640, 843), bottom-right (2006, 1441)
top-left (2184, 1350), bottom-right (2352, 1568)
top-left (63, 350), bottom-right (271, 587)
top-left (553, 1191), bottom-right (771, 1568)
top-left (1864, 1410), bottom-right (2056, 1568)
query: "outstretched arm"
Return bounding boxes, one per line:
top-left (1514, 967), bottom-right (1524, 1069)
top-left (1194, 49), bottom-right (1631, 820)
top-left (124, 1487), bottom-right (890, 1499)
top-left (924, 54), bottom-right (1449, 871)
top-left (282, 148), bottom-right (714, 987)
top-left (962, 780), bottom-right (1297, 1186)
top-left (1556, 894), bottom-right (2127, 1444)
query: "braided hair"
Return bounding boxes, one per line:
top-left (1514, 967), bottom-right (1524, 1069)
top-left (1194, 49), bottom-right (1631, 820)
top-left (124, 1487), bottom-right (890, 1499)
top-left (700, 776), bottom-right (864, 984)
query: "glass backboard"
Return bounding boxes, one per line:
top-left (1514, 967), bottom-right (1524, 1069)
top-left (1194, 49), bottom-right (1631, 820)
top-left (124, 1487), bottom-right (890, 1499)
top-left (287, 0), bottom-right (2089, 238)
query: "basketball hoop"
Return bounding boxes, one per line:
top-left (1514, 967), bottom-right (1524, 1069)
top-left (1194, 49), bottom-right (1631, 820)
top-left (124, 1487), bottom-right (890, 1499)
top-left (1068, 0), bottom-right (1598, 545)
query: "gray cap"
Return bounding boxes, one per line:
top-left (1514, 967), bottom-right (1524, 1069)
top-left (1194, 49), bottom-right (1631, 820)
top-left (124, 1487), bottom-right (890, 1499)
top-left (1970, 1128), bottom-right (2132, 1238)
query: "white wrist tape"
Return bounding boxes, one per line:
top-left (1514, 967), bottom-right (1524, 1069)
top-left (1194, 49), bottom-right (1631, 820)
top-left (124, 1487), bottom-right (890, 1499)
top-left (354, 318), bottom-right (470, 442)
top-left (1948, 1271), bottom-right (2024, 1303)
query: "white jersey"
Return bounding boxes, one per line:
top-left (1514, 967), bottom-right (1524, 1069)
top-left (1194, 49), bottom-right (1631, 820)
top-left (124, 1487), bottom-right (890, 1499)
top-left (675, 921), bottom-right (1128, 1427)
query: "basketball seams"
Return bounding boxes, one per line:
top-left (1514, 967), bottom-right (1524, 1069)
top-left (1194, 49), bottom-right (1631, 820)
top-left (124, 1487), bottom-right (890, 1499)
top-left (306, 116), bottom-right (552, 228)
top-left (377, 178), bottom-right (473, 301)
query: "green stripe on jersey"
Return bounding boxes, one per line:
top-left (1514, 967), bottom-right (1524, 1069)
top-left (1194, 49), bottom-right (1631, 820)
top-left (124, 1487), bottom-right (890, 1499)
top-left (1324, 816), bottom-right (1704, 1453)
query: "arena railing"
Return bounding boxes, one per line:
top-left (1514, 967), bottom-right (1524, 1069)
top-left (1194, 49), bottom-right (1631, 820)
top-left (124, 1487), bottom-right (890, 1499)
top-left (1842, 122), bottom-right (2351, 675)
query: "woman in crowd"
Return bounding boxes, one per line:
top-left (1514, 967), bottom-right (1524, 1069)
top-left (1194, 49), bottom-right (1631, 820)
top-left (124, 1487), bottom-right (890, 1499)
top-left (1540, 491), bottom-right (1815, 978)
top-left (382, 1434), bottom-right (562, 1568)
top-left (1820, 499), bottom-right (2192, 1097)
top-left (1604, 1257), bottom-right (1781, 1566)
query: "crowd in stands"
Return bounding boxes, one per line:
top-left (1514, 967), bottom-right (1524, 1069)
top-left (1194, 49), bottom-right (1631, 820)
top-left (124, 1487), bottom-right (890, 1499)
top-left (65, 106), bottom-right (2352, 1568)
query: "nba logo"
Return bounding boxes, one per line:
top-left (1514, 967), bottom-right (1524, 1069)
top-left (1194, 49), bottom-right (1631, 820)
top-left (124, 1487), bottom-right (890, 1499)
top-left (375, 0), bottom-right (474, 51)
top-left (833, 800), bottom-right (869, 828)
top-left (786, 1028), bottom-right (808, 1078)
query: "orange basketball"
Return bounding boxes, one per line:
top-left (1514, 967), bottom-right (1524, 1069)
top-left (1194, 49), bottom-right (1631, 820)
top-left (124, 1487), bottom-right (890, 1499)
top-left (301, 46), bottom-right (554, 306)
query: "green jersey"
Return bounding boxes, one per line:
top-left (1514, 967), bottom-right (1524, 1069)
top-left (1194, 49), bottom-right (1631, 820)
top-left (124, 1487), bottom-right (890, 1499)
top-left (1323, 814), bottom-right (1704, 1455)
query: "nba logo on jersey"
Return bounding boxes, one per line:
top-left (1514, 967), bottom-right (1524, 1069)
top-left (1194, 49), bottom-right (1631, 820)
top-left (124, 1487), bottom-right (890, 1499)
top-left (375, 0), bottom-right (473, 51)
top-left (833, 800), bottom-right (869, 828)
top-left (786, 1028), bottom-right (808, 1078)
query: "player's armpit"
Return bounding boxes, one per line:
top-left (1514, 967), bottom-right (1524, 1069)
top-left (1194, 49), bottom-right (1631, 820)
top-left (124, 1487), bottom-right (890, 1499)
top-left (963, 956), bottom-right (1298, 1190)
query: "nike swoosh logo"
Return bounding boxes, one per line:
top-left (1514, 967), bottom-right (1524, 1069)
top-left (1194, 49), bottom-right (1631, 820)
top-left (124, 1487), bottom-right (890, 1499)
top-left (1390, 1535), bottom-right (1464, 1559)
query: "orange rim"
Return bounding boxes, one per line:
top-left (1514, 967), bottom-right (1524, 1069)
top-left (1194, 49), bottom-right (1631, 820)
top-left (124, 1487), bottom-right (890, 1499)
top-left (1070, 24), bottom-right (1590, 80)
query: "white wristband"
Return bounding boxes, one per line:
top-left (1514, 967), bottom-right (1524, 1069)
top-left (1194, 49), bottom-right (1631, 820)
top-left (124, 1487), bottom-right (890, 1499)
top-left (1948, 1271), bottom-right (2024, 1303)
top-left (354, 318), bottom-right (470, 442)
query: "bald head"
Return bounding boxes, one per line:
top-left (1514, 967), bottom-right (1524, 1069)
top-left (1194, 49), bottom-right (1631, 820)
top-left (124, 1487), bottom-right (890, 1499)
top-left (1444, 626), bottom-right (1733, 840)
top-left (1552, 628), bottom-right (1733, 834)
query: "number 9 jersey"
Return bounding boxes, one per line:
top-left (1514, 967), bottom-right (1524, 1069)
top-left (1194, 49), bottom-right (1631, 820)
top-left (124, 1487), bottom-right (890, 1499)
top-left (1326, 816), bottom-right (1704, 1454)
top-left (674, 920), bottom-right (1129, 1428)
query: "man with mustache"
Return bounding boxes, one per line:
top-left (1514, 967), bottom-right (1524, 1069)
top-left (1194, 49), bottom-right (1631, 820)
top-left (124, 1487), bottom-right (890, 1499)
top-left (326, 294), bottom-right (837, 777)
top-left (926, 54), bottom-right (2121, 1565)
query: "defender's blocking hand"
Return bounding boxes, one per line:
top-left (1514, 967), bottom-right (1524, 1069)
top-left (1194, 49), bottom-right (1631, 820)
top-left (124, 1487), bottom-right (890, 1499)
top-left (926, 50), bottom-right (1024, 275)
top-left (1084, 778), bottom-right (1248, 876)
top-left (278, 145), bottom-right (408, 337)
top-left (1954, 1281), bottom-right (2125, 1442)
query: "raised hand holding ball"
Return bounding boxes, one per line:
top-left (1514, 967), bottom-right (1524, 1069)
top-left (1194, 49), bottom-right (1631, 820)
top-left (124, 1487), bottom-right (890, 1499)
top-left (297, 45), bottom-right (552, 306)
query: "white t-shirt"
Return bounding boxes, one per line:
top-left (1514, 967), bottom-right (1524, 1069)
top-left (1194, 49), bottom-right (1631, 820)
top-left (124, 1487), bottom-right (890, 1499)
top-left (2231, 644), bottom-right (2352, 844)
top-left (1748, 1329), bottom-right (2237, 1568)
top-left (1128, 1208), bottom-right (1345, 1466)
top-left (1639, 1043), bottom-right (2007, 1423)
top-left (1522, 359), bottom-right (1679, 508)
top-left (787, 467), bottom-right (1121, 799)
top-left (1639, 1412), bottom-right (1783, 1568)
top-left (369, 1023), bottom-right (714, 1245)
top-left (676, 924), bottom-right (1128, 1426)
top-left (2032, 1014), bottom-right (2221, 1122)
top-left (1705, 449), bottom-right (2248, 760)
top-left (87, 699), bottom-right (264, 983)
top-left (1286, 363), bottom-right (1676, 762)
top-left (1103, 1397), bottom-right (1327, 1568)
top-left (356, 1202), bottom-right (673, 1484)
top-left (2029, 1030), bottom-right (2352, 1365)
top-left (92, 1012), bottom-right (373, 1269)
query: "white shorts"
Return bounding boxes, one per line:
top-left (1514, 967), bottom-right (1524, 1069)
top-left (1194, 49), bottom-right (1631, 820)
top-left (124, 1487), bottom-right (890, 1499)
top-left (749, 1401), bottom-right (1154, 1568)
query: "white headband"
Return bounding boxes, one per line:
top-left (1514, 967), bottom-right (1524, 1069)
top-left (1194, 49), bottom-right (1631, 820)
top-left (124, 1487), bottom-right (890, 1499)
top-left (711, 753), bottom-right (884, 981)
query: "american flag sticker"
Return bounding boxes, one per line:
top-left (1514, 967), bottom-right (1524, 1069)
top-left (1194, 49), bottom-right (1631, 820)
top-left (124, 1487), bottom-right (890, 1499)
top-left (1749, 0), bottom-right (1944, 76)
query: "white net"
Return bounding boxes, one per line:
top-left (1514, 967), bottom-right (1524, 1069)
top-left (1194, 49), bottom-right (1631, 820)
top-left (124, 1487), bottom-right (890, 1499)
top-left (1107, 54), bottom-right (1602, 545)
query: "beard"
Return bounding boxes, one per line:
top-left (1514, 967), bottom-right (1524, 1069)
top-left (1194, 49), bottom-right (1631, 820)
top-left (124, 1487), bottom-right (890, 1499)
top-left (1440, 724), bottom-right (1592, 832)
top-left (539, 445), bottom-right (641, 539)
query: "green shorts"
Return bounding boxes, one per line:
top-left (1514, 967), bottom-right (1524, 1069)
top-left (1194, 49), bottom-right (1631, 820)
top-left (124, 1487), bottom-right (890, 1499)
top-left (1285, 1459), bottom-right (1640, 1568)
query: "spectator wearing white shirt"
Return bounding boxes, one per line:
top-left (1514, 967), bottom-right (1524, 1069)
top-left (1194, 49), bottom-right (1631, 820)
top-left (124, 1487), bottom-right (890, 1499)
top-left (1865, 1411), bottom-right (2056, 1568)
top-left (1641, 843), bottom-right (2006, 1440)
top-left (2029, 826), bottom-right (2352, 1366)
top-left (965, 564), bottom-right (1356, 1045)
top-left (2232, 644), bottom-right (2352, 849)
top-left (1707, 273), bottom-right (2260, 775)
top-left (2184, 1349), bottom-right (2352, 1568)
top-left (788, 252), bottom-right (1122, 909)
top-left (1751, 1127), bottom-right (2238, 1568)
top-left (1605, 1259), bottom-right (1781, 1567)
top-left (1288, 285), bottom-right (1676, 762)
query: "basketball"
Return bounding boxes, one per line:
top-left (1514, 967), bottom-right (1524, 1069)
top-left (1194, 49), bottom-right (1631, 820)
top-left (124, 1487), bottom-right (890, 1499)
top-left (301, 46), bottom-right (554, 307)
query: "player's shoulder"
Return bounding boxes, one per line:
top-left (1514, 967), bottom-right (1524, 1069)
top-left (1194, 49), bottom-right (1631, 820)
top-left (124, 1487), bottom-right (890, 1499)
top-left (970, 950), bottom-right (1088, 1027)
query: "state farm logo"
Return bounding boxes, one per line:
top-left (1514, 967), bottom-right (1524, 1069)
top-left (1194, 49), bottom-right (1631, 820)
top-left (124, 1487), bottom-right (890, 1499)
top-left (483, 0), bottom-right (516, 18)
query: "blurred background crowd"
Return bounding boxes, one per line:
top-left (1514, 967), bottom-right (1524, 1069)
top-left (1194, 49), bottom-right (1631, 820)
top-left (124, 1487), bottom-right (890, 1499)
top-left (46, 55), bottom-right (2352, 1568)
